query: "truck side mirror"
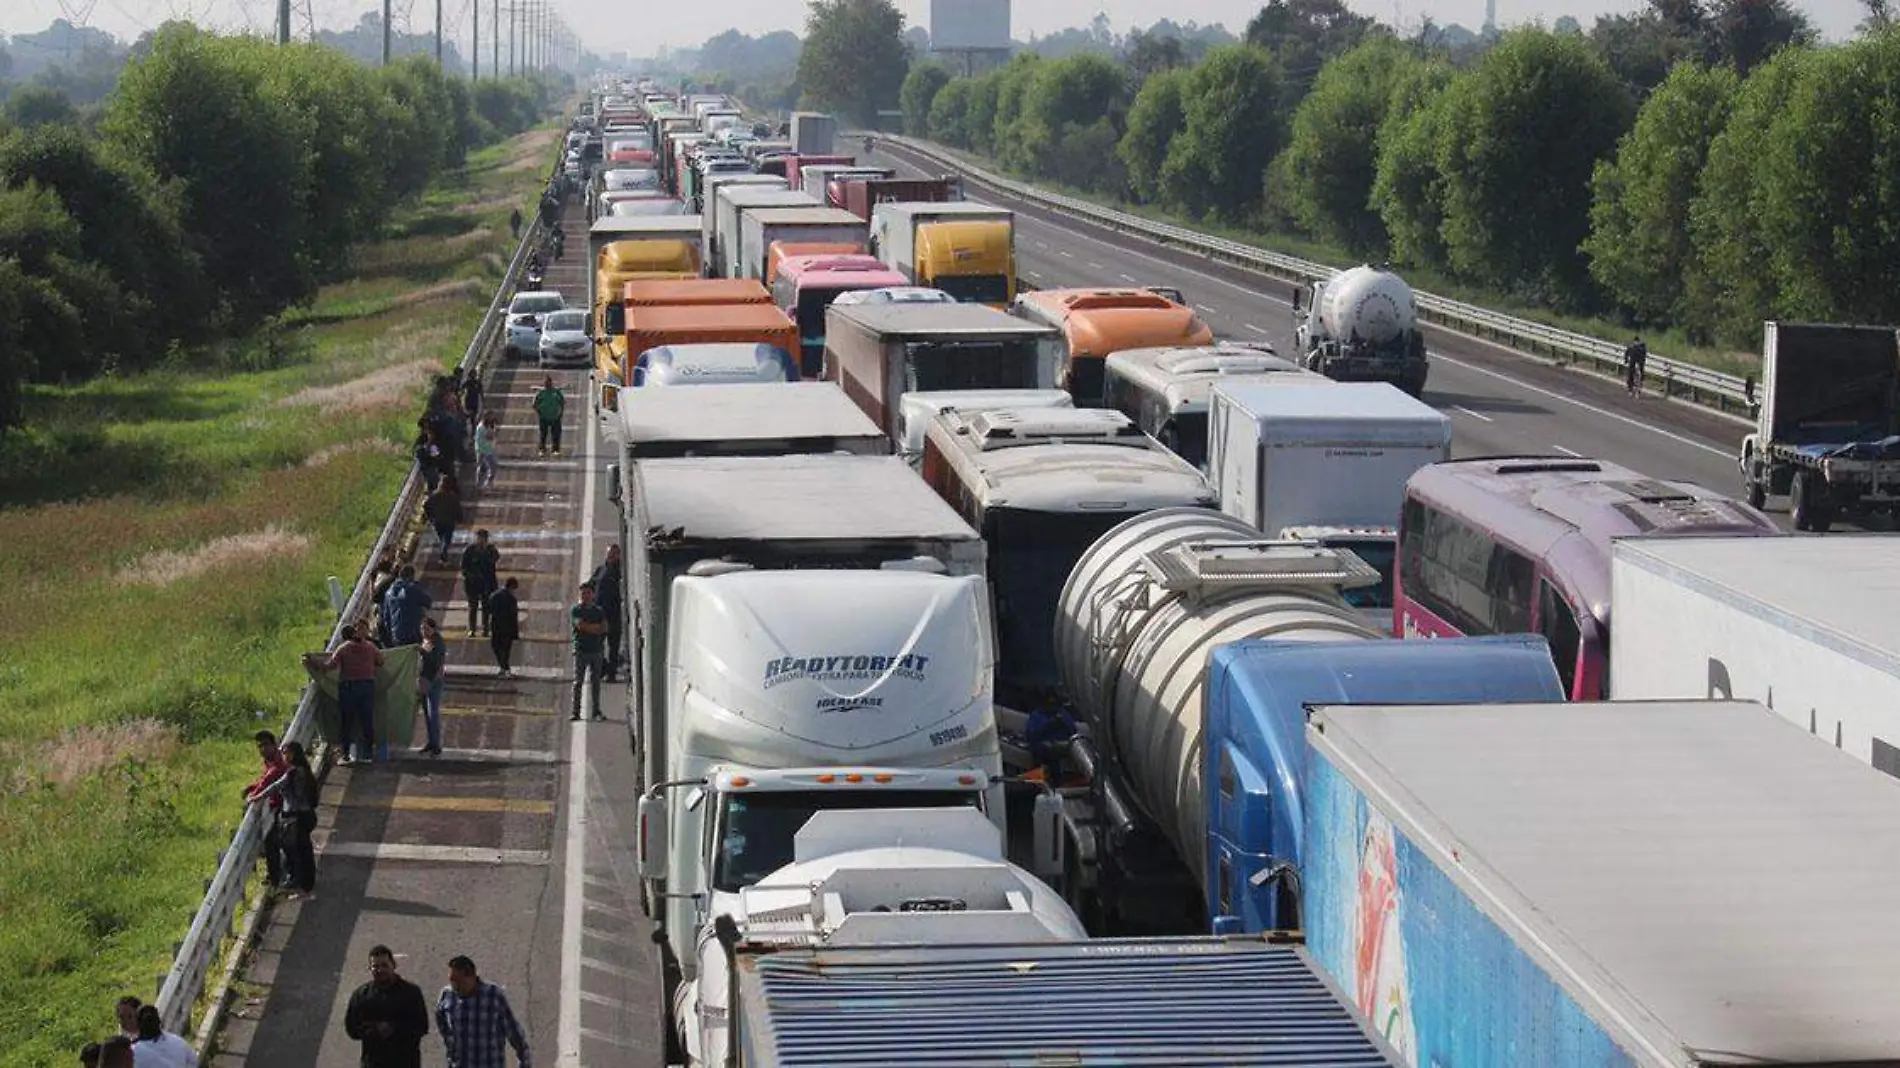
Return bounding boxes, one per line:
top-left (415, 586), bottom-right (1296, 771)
top-left (606, 462), bottom-right (622, 505)
top-left (636, 793), bottom-right (668, 880)
top-left (1031, 790), bottom-right (1064, 881)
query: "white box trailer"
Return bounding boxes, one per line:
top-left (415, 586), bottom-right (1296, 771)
top-left (870, 201), bottom-right (1012, 278)
top-left (700, 174), bottom-right (789, 266)
top-left (788, 111), bottom-right (837, 156)
top-left (1610, 534), bottom-right (1900, 777)
top-left (735, 205), bottom-right (867, 281)
top-left (710, 187), bottom-right (818, 278)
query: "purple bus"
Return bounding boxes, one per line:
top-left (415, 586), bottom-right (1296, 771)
top-left (1396, 456), bottom-right (1780, 700)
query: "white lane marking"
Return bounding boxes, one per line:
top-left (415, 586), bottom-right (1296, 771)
top-left (1087, 261), bottom-right (1105, 269)
top-left (558, 349), bottom-right (603, 1068)
top-left (1551, 444), bottom-right (1584, 457)
top-left (1243, 323), bottom-right (1269, 335)
top-left (1059, 250), bottom-right (1074, 258)
top-left (1433, 352), bottom-right (1731, 458)
top-left (320, 843), bottom-right (552, 865)
top-left (1032, 239), bottom-right (1048, 250)
top-left (1454, 405), bottom-right (1494, 424)
top-left (443, 663), bottom-right (565, 680)
top-left (1118, 273), bottom-right (1138, 283)
top-left (1202, 303), bottom-right (1220, 314)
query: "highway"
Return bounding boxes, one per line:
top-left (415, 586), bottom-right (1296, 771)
top-left (209, 205), bottom-right (666, 1068)
top-left (871, 140), bottom-right (1772, 524)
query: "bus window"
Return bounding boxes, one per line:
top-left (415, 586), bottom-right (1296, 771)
top-left (1537, 579), bottom-right (1582, 696)
top-left (1401, 498), bottom-right (1536, 635)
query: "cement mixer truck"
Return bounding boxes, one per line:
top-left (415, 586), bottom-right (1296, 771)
top-left (1041, 507), bottom-right (1566, 934)
top-left (1294, 265), bottom-right (1430, 396)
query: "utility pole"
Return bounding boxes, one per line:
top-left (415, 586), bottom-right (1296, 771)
top-left (492, 0), bottom-right (499, 80)
top-left (434, 0), bottom-right (443, 65)
top-left (277, 0), bottom-right (290, 43)
top-left (509, 1), bottom-right (518, 77)
top-left (381, 0), bottom-right (392, 65)
top-left (471, 0), bottom-right (478, 79)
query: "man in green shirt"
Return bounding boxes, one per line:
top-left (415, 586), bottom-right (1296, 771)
top-left (570, 581), bottom-right (608, 722)
top-left (533, 376), bottom-right (566, 456)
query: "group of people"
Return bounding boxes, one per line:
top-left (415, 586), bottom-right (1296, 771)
top-left (343, 947), bottom-right (532, 1068)
top-left (82, 995), bottom-right (200, 1067)
top-left (241, 729), bottom-right (321, 895)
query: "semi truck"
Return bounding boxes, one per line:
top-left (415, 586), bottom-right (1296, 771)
top-left (1738, 320), bottom-right (1900, 531)
top-left (1049, 507), bottom-right (1564, 932)
top-left (1609, 534), bottom-right (1900, 778)
top-left (1301, 697), bottom-right (1900, 1066)
top-left (1294, 265), bottom-right (1430, 397)
top-left (870, 201), bottom-right (1016, 306)
top-left (1206, 382), bottom-right (1452, 622)
top-left (897, 388), bottom-right (1073, 465)
top-left (1011, 287), bottom-right (1215, 407)
top-left (1102, 341), bottom-right (1321, 468)
top-left (833, 175), bottom-right (960, 222)
top-left (787, 110), bottom-right (837, 156)
top-left (732, 205), bottom-right (866, 282)
top-left (822, 301), bottom-right (1064, 443)
top-left (596, 279), bottom-right (775, 409)
top-left (587, 216), bottom-right (706, 382)
top-left (622, 303), bottom-right (798, 388)
top-left (708, 187), bottom-right (818, 279)
top-left (603, 382), bottom-right (887, 477)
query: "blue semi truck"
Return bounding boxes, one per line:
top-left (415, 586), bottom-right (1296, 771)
top-left (1046, 507), bottom-right (1566, 934)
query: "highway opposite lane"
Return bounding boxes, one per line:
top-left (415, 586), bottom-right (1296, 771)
top-left (870, 142), bottom-right (1789, 528)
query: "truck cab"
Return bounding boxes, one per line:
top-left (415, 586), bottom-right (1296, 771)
top-left (1011, 288), bottom-right (1213, 407)
top-left (1295, 265), bottom-right (1430, 396)
top-left (587, 216), bottom-right (706, 380)
top-left (1103, 342), bottom-right (1320, 469)
top-left (871, 202), bottom-right (1017, 308)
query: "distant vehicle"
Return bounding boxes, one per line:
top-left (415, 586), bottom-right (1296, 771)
top-left (1294, 265), bottom-right (1430, 396)
top-left (602, 168), bottom-right (661, 192)
top-left (537, 309), bottom-right (592, 368)
top-left (504, 291), bottom-right (565, 360)
top-left (829, 286), bottom-right (955, 307)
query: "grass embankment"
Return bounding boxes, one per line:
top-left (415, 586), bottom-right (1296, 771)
top-left (0, 127), bottom-right (555, 1066)
top-left (922, 141), bottom-right (1757, 379)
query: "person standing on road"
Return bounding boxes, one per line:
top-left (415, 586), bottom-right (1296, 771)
top-left (590, 545), bottom-right (624, 682)
top-left (241, 730), bottom-right (290, 886)
top-left (426, 473), bottom-right (464, 565)
top-left (487, 577), bottom-right (522, 679)
top-left (460, 530), bottom-right (502, 637)
top-left (569, 582), bottom-right (608, 722)
top-left (383, 566), bottom-right (433, 647)
top-left (1624, 335), bottom-right (1648, 397)
top-left (345, 945), bottom-right (432, 1068)
top-left (307, 624), bottom-right (386, 766)
top-left (435, 956), bottom-right (531, 1068)
top-left (260, 740), bottom-right (319, 893)
top-left (532, 377), bottom-right (566, 456)
top-left (414, 426), bottom-right (444, 495)
top-left (460, 372), bottom-right (484, 425)
top-left (130, 1004), bottom-right (198, 1068)
top-left (474, 414), bottom-right (499, 489)
top-left (416, 618), bottom-right (447, 757)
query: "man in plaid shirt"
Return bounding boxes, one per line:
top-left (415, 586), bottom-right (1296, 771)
top-left (435, 956), bottom-right (531, 1068)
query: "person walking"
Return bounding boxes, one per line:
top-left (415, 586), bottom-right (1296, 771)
top-left (435, 956), bottom-right (531, 1068)
top-left (427, 473), bottom-right (464, 566)
top-left (382, 566), bottom-right (433, 647)
top-left (345, 945), bottom-right (432, 1068)
top-left (1623, 335), bottom-right (1648, 397)
top-left (589, 545), bottom-right (624, 682)
top-left (460, 530), bottom-right (502, 638)
top-left (260, 741), bottom-right (319, 893)
top-left (415, 618), bottom-right (447, 757)
top-left (570, 582), bottom-right (608, 723)
top-left (130, 1004), bottom-right (198, 1068)
top-left (532, 377), bottom-right (566, 456)
top-left (414, 426), bottom-right (444, 495)
top-left (460, 372), bottom-right (485, 425)
top-left (474, 414), bottom-right (499, 489)
top-left (487, 577), bottom-right (522, 679)
top-left (508, 206), bottom-right (522, 240)
top-left (307, 624), bottom-right (386, 766)
top-left (241, 730), bottom-right (290, 887)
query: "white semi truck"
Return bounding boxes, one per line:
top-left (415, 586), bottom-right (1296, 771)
top-left (1610, 534), bottom-right (1900, 779)
top-left (1294, 265), bottom-right (1430, 396)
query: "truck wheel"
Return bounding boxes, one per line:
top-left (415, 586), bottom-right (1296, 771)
top-left (1790, 471), bottom-right (1834, 532)
top-left (1745, 476), bottom-right (1766, 510)
top-left (655, 943), bottom-right (686, 1066)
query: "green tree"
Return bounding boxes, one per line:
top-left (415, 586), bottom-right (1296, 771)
top-left (1277, 35), bottom-right (1419, 253)
top-left (1244, 0), bottom-right (1378, 107)
top-left (1584, 62), bottom-right (1738, 323)
top-left (5, 85), bottom-right (77, 129)
top-left (1370, 60), bottom-right (1456, 267)
top-left (0, 183), bottom-right (116, 391)
top-left (1125, 28), bottom-right (1187, 83)
top-left (1431, 30), bottom-right (1633, 302)
top-left (104, 25), bottom-right (315, 331)
top-left (1015, 53), bottom-right (1129, 179)
top-left (1685, 45), bottom-right (1811, 340)
top-left (989, 53), bottom-right (1043, 172)
top-left (1707, 0), bottom-right (1813, 74)
top-left (797, 0), bottom-right (910, 126)
top-left (963, 71), bottom-right (1002, 155)
top-left (927, 77), bottom-right (973, 146)
top-left (263, 44), bottom-right (396, 277)
top-left (1119, 67), bottom-right (1187, 204)
top-left (901, 63), bottom-right (953, 136)
top-left (1161, 45), bottom-right (1284, 220)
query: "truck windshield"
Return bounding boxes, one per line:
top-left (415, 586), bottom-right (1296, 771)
top-left (989, 508), bottom-right (1140, 699)
top-left (907, 341), bottom-right (1040, 393)
top-left (1328, 537), bottom-right (1396, 610)
top-left (934, 274), bottom-right (1011, 304)
top-left (711, 789), bottom-right (981, 892)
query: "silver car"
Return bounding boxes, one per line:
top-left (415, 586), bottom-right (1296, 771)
top-left (537, 308), bottom-right (593, 368)
top-left (505, 291), bottom-right (565, 359)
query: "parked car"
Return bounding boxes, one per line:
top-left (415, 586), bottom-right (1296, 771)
top-left (537, 308), bottom-right (592, 368)
top-left (505, 291), bottom-right (566, 360)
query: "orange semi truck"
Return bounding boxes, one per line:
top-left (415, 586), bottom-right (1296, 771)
top-left (596, 279), bottom-right (784, 411)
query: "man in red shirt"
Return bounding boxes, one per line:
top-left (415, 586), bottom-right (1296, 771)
top-left (242, 729), bottom-right (291, 888)
top-left (308, 624), bottom-right (387, 766)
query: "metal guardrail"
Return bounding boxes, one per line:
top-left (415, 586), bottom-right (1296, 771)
top-left (876, 134), bottom-right (1753, 415)
top-left (154, 174), bottom-right (553, 1038)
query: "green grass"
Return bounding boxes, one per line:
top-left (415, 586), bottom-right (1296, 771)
top-left (925, 141), bottom-right (1759, 380)
top-left (0, 125), bottom-right (557, 1067)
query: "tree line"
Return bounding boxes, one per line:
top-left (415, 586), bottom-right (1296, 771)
top-left (0, 23), bottom-right (561, 434)
top-left (902, 0), bottom-right (1896, 348)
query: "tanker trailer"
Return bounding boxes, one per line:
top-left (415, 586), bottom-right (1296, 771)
top-left (1294, 265), bottom-right (1429, 396)
top-left (1043, 507), bottom-right (1566, 935)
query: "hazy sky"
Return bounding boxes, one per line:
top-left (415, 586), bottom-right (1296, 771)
top-left (0, 0), bottom-right (1868, 57)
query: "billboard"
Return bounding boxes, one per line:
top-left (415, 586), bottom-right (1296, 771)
top-left (930, 0), bottom-right (1011, 51)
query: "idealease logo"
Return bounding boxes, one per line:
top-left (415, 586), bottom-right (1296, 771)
top-left (763, 653), bottom-right (930, 690)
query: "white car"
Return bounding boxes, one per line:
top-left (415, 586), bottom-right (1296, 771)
top-left (830, 286), bottom-right (957, 307)
top-left (537, 308), bottom-right (593, 368)
top-left (505, 291), bottom-right (566, 359)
